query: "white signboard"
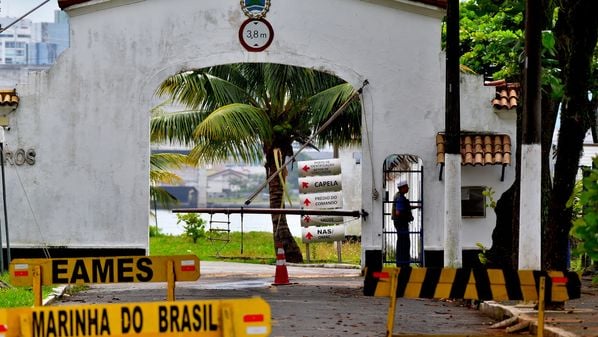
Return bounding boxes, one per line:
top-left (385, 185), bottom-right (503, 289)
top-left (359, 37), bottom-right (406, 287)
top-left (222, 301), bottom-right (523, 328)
top-left (298, 174), bottom-right (342, 194)
top-left (298, 159), bottom-right (341, 177)
top-left (302, 225), bottom-right (345, 243)
top-left (301, 215), bottom-right (344, 227)
top-left (300, 191), bottom-right (343, 209)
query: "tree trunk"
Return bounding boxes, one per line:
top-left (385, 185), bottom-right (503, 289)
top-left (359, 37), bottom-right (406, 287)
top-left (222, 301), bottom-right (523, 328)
top-left (264, 148), bottom-right (304, 263)
top-left (545, 0), bottom-right (598, 270)
top-left (486, 185), bottom-right (517, 269)
top-left (488, 88), bottom-right (524, 268)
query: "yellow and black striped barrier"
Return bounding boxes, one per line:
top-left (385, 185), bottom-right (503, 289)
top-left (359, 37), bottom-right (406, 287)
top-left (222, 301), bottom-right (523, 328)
top-left (364, 266), bottom-right (581, 302)
top-left (364, 266), bottom-right (580, 337)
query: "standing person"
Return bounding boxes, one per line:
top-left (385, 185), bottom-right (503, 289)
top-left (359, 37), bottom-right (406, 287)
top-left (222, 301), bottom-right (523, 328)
top-left (392, 180), bottom-right (413, 267)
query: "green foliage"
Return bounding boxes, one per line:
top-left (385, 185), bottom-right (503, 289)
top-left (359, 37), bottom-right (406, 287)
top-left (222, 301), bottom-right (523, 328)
top-left (149, 224), bottom-right (163, 237)
top-left (176, 213), bottom-right (206, 243)
top-left (570, 157), bottom-right (598, 262)
top-left (476, 242), bottom-right (489, 265)
top-left (482, 187), bottom-right (497, 209)
top-left (540, 30), bottom-right (565, 100)
top-left (150, 152), bottom-right (191, 208)
top-left (0, 273), bottom-right (56, 308)
top-left (456, 0), bottom-right (525, 81)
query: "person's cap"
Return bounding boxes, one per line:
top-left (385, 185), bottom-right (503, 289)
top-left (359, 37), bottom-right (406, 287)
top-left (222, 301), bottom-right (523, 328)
top-left (397, 180), bottom-right (408, 188)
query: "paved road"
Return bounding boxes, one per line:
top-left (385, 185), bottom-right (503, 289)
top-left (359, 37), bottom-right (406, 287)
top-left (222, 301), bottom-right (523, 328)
top-left (54, 261), bottom-right (515, 337)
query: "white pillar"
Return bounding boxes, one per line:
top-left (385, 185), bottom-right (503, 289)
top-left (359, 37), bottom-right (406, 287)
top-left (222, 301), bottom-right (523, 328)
top-left (444, 153), bottom-right (462, 267)
top-left (519, 144), bottom-right (542, 269)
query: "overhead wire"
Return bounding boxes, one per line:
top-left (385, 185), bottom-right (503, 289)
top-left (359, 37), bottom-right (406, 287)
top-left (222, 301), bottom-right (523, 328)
top-left (8, 149), bottom-right (51, 258)
top-left (361, 82), bottom-right (378, 200)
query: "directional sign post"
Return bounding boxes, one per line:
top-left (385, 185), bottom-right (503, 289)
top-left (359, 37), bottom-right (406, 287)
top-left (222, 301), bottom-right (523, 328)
top-left (297, 159), bottom-right (346, 262)
top-left (298, 174), bottom-right (342, 194)
top-left (301, 214), bottom-right (344, 227)
top-left (300, 191), bottom-right (343, 209)
top-left (0, 298), bottom-right (271, 337)
top-left (302, 225), bottom-right (345, 243)
top-left (298, 159), bottom-right (341, 177)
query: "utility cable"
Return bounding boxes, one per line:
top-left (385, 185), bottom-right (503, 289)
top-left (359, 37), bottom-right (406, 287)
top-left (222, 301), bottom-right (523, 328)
top-left (9, 152), bottom-right (50, 258)
top-left (0, 0), bottom-right (51, 33)
top-left (361, 84), bottom-right (378, 200)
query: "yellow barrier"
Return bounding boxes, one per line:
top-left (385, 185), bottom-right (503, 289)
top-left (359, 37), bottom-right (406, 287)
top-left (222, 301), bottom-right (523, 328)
top-left (9, 256), bottom-right (200, 304)
top-left (365, 266), bottom-right (580, 302)
top-left (0, 297), bottom-right (271, 337)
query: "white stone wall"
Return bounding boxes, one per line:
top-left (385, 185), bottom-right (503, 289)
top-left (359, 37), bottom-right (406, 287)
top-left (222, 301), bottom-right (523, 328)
top-left (4, 0), bottom-right (514, 259)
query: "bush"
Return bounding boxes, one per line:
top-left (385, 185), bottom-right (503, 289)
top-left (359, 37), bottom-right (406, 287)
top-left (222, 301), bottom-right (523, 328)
top-left (176, 213), bottom-right (206, 243)
top-left (570, 156), bottom-right (598, 283)
top-left (149, 225), bottom-right (163, 237)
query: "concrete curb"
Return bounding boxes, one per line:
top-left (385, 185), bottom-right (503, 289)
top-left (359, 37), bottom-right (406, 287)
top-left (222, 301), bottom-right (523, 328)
top-left (479, 301), bottom-right (578, 337)
top-left (42, 285), bottom-right (69, 306)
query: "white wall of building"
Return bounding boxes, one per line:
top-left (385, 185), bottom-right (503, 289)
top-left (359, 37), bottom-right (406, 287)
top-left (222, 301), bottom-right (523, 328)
top-left (5, 0), bottom-right (514, 259)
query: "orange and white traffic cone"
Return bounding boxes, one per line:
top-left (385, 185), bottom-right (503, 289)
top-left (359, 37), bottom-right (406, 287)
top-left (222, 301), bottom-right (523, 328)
top-left (273, 242), bottom-right (290, 285)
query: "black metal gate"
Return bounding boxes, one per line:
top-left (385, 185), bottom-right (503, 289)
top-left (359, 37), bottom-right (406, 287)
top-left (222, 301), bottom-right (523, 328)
top-left (382, 154), bottom-right (424, 266)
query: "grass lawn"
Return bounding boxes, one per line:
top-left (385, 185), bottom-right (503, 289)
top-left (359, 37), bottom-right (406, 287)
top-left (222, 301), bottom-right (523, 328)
top-left (0, 273), bottom-right (55, 308)
top-left (151, 231), bottom-right (361, 265)
top-left (0, 231), bottom-right (360, 308)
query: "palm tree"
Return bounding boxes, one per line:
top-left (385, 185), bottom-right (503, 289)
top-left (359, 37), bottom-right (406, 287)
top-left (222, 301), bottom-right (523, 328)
top-left (150, 63), bottom-right (361, 263)
top-left (150, 152), bottom-right (187, 207)
top-left (149, 101), bottom-right (191, 209)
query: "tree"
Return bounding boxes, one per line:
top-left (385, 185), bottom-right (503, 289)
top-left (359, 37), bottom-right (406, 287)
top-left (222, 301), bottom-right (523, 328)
top-left (150, 152), bottom-right (187, 208)
top-left (149, 101), bottom-right (191, 209)
top-left (150, 63), bottom-right (361, 263)
top-left (457, 0), bottom-right (598, 269)
top-left (546, 0), bottom-right (598, 269)
top-left (568, 157), bottom-right (598, 282)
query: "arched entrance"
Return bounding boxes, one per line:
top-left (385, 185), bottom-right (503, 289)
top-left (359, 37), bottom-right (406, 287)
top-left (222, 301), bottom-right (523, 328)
top-left (6, 0), bottom-right (446, 262)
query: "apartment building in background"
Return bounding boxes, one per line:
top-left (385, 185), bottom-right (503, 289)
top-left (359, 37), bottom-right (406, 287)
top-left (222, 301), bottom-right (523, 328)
top-left (0, 10), bottom-right (69, 65)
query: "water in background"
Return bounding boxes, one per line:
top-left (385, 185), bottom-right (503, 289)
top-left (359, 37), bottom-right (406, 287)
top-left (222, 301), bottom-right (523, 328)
top-left (151, 209), bottom-right (302, 237)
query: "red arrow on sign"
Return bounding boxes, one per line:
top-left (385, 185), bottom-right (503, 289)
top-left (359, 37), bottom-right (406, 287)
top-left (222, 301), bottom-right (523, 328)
top-left (303, 215), bottom-right (311, 223)
top-left (305, 232), bottom-right (313, 240)
top-left (302, 181), bottom-right (309, 188)
top-left (302, 165), bottom-right (311, 172)
top-left (303, 198), bottom-right (311, 207)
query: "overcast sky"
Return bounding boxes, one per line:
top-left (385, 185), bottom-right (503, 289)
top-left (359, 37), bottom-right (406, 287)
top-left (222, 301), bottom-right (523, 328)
top-left (1, 0), bottom-right (61, 22)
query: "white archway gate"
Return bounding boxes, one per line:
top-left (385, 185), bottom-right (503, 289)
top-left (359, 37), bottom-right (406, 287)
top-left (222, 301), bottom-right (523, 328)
top-left (5, 0), bottom-right (448, 266)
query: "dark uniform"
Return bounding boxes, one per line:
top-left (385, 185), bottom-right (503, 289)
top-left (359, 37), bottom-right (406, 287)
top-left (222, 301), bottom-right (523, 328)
top-left (392, 186), bottom-right (413, 266)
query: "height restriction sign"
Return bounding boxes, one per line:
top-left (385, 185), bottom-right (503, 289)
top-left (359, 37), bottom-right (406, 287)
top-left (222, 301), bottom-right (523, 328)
top-left (239, 19), bottom-right (274, 52)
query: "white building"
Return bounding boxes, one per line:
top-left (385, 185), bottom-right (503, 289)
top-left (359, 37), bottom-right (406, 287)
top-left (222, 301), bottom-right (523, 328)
top-left (0, 11), bottom-right (69, 65)
top-left (1, 0), bottom-right (518, 269)
top-left (0, 17), bottom-right (32, 64)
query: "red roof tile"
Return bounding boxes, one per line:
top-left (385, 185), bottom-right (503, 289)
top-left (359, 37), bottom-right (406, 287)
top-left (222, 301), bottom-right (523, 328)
top-left (0, 89), bottom-right (19, 108)
top-left (486, 81), bottom-right (520, 110)
top-left (436, 133), bottom-right (511, 166)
